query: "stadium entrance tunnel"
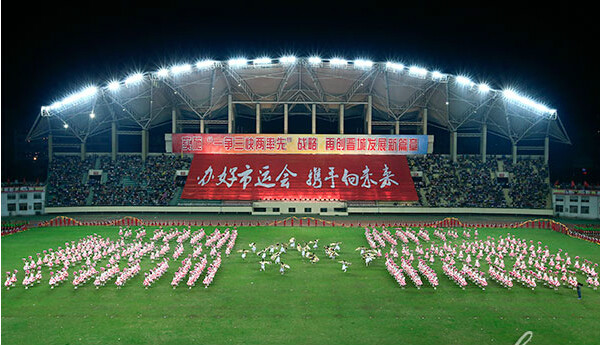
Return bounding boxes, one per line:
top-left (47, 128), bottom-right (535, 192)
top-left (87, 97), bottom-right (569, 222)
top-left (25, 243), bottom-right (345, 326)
top-left (251, 201), bottom-right (348, 216)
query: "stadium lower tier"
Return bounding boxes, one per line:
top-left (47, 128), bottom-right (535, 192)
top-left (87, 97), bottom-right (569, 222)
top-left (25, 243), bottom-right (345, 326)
top-left (44, 154), bottom-right (550, 209)
top-left (2, 224), bottom-right (599, 345)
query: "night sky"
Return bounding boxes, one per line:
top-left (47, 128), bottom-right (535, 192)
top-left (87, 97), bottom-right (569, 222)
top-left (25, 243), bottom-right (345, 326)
top-left (2, 2), bottom-right (599, 183)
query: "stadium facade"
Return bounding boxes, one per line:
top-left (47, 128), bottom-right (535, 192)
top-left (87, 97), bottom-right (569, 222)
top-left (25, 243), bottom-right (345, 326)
top-left (25, 56), bottom-right (572, 216)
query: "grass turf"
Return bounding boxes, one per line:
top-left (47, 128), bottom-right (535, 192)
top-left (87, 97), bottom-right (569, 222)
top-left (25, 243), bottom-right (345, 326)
top-left (2, 225), bottom-right (600, 345)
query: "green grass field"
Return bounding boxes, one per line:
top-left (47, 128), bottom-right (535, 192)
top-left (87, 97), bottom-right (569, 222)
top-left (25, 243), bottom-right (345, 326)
top-left (2, 225), bottom-right (600, 345)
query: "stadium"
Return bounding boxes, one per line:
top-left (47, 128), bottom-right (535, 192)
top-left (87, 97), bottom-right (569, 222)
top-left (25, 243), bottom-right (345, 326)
top-left (2, 50), bottom-right (600, 345)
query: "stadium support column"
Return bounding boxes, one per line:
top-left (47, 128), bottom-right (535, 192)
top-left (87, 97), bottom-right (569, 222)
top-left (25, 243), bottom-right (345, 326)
top-left (512, 142), bottom-right (518, 164)
top-left (480, 123), bottom-right (487, 163)
top-left (283, 104), bottom-right (289, 134)
top-left (339, 104), bottom-right (344, 134)
top-left (450, 131), bottom-right (457, 162)
top-left (48, 134), bottom-right (53, 164)
top-left (141, 129), bottom-right (148, 162)
top-left (228, 94), bottom-right (234, 134)
top-left (200, 118), bottom-right (205, 134)
top-left (111, 121), bottom-right (118, 161)
top-left (366, 95), bottom-right (372, 135)
top-left (395, 120), bottom-right (400, 135)
top-left (255, 103), bottom-right (261, 134)
top-left (422, 108), bottom-right (428, 135)
top-left (80, 141), bottom-right (86, 161)
top-left (312, 104), bottom-right (317, 134)
top-left (544, 136), bottom-right (549, 165)
top-left (171, 107), bottom-right (178, 133)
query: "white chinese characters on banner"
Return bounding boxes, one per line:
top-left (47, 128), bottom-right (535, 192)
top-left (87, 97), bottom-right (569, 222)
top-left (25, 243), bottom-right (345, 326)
top-left (195, 164), bottom-right (398, 190)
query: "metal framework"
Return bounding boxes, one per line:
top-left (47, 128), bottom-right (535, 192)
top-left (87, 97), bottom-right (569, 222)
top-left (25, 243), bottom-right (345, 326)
top-left (27, 57), bottom-right (571, 163)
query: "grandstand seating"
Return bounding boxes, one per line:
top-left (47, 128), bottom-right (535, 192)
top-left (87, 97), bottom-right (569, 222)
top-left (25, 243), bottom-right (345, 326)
top-left (46, 156), bottom-right (94, 207)
top-left (44, 154), bottom-right (551, 209)
top-left (408, 155), bottom-right (550, 208)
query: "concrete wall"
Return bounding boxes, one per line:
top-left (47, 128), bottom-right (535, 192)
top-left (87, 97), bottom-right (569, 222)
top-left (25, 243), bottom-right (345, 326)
top-left (44, 205), bottom-right (552, 216)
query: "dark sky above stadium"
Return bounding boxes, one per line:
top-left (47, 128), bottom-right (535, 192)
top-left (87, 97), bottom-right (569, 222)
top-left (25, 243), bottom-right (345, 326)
top-left (2, 2), bottom-right (599, 183)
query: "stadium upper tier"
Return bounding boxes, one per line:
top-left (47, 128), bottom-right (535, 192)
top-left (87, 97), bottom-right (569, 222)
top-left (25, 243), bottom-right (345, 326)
top-left (45, 154), bottom-right (550, 209)
top-left (27, 57), bottom-right (570, 156)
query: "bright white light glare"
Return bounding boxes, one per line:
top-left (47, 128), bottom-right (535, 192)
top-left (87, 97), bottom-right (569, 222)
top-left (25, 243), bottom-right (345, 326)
top-left (125, 73), bottom-right (144, 85)
top-left (53, 86), bottom-right (98, 109)
top-left (63, 123), bottom-right (69, 129)
top-left (279, 56), bottom-right (297, 64)
top-left (89, 112), bottom-right (96, 119)
top-left (330, 58), bottom-right (348, 66)
top-left (503, 89), bottom-right (555, 114)
top-left (408, 66), bottom-right (428, 77)
top-left (354, 59), bottom-right (373, 68)
top-left (49, 102), bottom-right (62, 110)
top-left (456, 76), bottom-right (474, 86)
top-left (253, 57), bottom-right (272, 65)
top-left (431, 71), bottom-right (444, 79)
top-left (386, 62), bottom-right (404, 70)
top-left (196, 60), bottom-right (216, 69)
top-left (228, 58), bottom-right (248, 67)
top-left (156, 68), bottom-right (169, 78)
top-left (478, 83), bottom-right (491, 93)
top-left (308, 56), bottom-right (322, 64)
top-left (170, 64), bottom-right (192, 75)
top-left (108, 81), bottom-right (121, 91)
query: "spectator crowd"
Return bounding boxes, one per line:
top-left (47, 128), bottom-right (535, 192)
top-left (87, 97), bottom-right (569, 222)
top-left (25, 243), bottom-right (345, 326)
top-left (44, 154), bottom-right (551, 209)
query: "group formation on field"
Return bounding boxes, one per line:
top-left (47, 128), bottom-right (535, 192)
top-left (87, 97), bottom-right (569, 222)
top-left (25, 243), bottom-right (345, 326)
top-left (240, 237), bottom-right (352, 273)
top-left (5, 225), bottom-right (600, 293)
top-left (365, 226), bottom-right (600, 291)
top-left (4, 226), bottom-right (237, 290)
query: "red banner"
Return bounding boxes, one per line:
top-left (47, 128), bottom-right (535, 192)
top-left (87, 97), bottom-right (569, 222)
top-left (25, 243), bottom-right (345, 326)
top-left (181, 154), bottom-right (418, 201)
top-left (172, 133), bottom-right (429, 155)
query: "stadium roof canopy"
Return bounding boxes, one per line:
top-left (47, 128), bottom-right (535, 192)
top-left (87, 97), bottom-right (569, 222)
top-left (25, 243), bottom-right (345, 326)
top-left (27, 56), bottom-right (571, 147)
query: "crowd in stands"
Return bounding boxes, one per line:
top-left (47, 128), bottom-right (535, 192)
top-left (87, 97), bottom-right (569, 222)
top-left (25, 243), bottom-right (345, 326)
top-left (503, 159), bottom-right (549, 209)
top-left (91, 155), bottom-right (192, 206)
top-left (554, 181), bottom-right (600, 191)
top-left (407, 155), bottom-right (547, 209)
top-left (46, 156), bottom-right (94, 207)
top-left (43, 154), bottom-right (552, 209)
top-left (45, 155), bottom-right (192, 207)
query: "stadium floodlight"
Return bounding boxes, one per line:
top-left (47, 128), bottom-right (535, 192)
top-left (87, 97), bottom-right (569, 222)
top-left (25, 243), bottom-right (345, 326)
top-left (63, 123), bottom-right (69, 129)
top-left (89, 112), bottom-right (95, 119)
top-left (455, 75), bottom-right (474, 87)
top-left (353, 59), bottom-right (374, 69)
top-left (156, 68), bottom-right (169, 78)
top-left (170, 64), bottom-right (192, 76)
top-left (408, 66), bottom-right (428, 78)
top-left (308, 56), bottom-right (322, 65)
top-left (228, 58), bottom-right (248, 68)
top-left (386, 62), bottom-right (404, 71)
top-left (196, 60), bottom-right (216, 69)
top-left (124, 73), bottom-right (144, 86)
top-left (48, 101), bottom-right (63, 110)
top-left (253, 57), bottom-right (272, 65)
top-left (503, 89), bottom-right (556, 115)
top-left (478, 83), bottom-right (491, 93)
top-left (279, 56), bottom-right (297, 64)
top-left (330, 58), bottom-right (348, 66)
top-left (55, 86), bottom-right (98, 109)
top-left (431, 71), bottom-right (445, 80)
top-left (107, 80), bottom-right (121, 91)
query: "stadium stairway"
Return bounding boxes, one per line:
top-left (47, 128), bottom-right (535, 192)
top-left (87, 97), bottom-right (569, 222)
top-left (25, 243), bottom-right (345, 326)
top-left (418, 189), bottom-right (428, 206)
top-left (85, 188), bottom-right (94, 206)
top-left (497, 160), bottom-right (504, 172)
top-left (503, 188), bottom-right (513, 207)
top-left (122, 176), bottom-right (137, 187)
top-left (169, 186), bottom-right (183, 206)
